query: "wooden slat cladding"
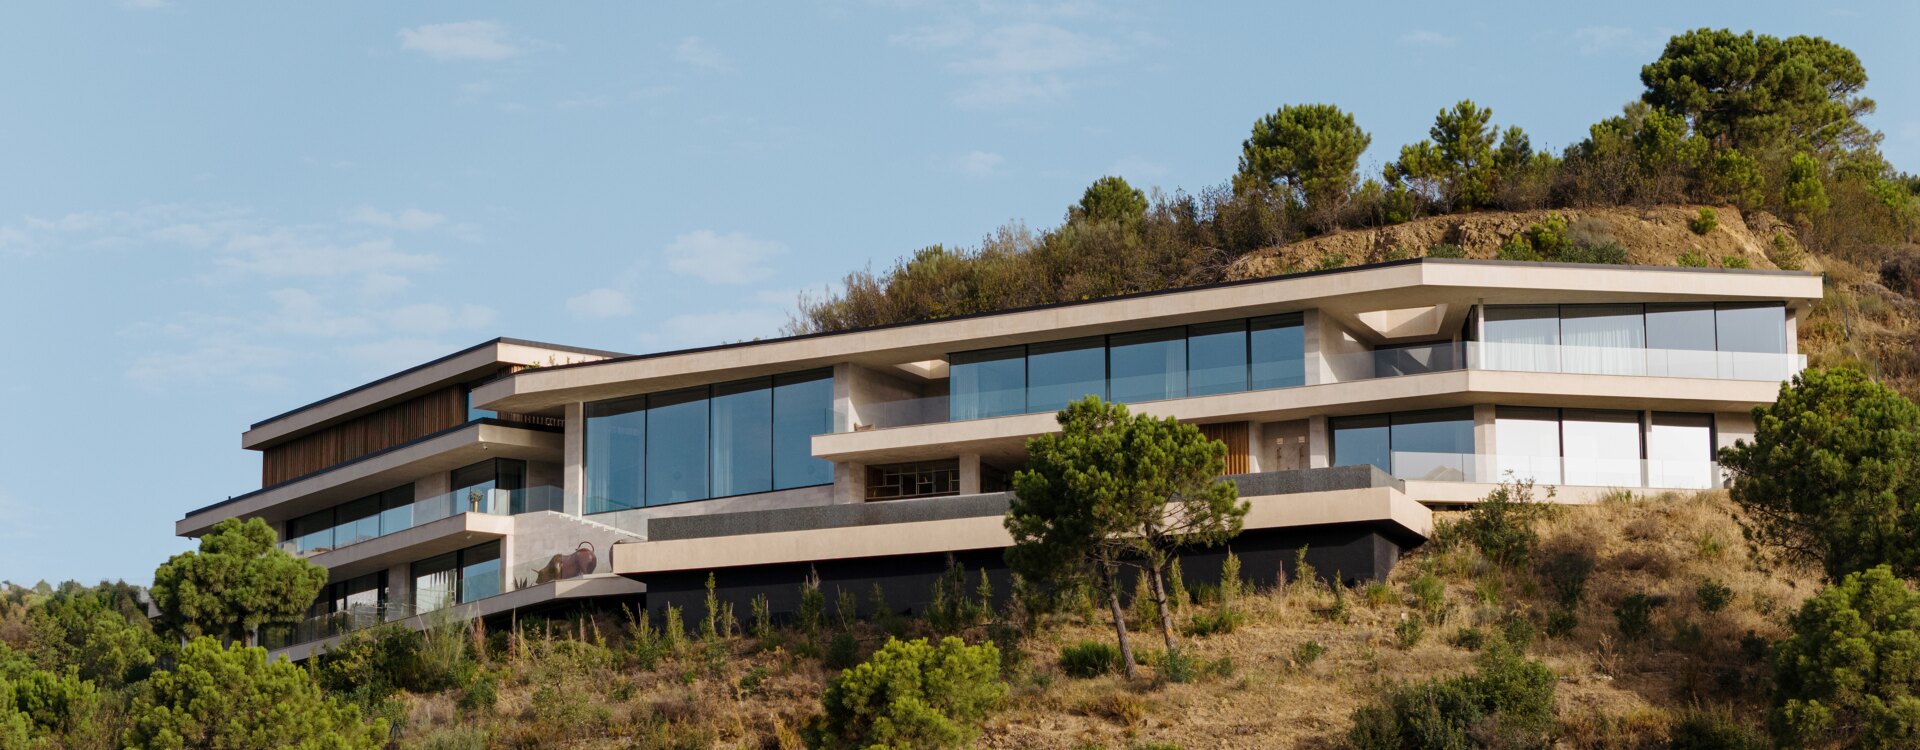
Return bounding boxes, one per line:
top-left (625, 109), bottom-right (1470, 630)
top-left (261, 386), bottom-right (466, 485)
top-left (1198, 422), bottom-right (1252, 475)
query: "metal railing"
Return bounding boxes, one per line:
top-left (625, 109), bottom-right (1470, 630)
top-left (280, 486), bottom-right (563, 557)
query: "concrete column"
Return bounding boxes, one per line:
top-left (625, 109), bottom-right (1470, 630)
top-left (1307, 415), bottom-right (1330, 469)
top-left (832, 363), bottom-right (856, 432)
top-left (1472, 404), bottom-right (1497, 482)
top-left (958, 454), bottom-right (982, 495)
top-left (563, 402), bottom-right (585, 516)
top-left (1301, 309), bottom-right (1324, 386)
top-left (833, 461), bottom-right (867, 504)
top-left (386, 563), bottom-right (411, 622)
top-left (414, 471), bottom-right (451, 504)
top-left (1246, 421), bottom-right (1266, 473)
top-left (1786, 308), bottom-right (1800, 357)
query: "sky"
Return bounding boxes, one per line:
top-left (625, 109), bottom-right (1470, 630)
top-left (1, 1), bottom-right (1916, 586)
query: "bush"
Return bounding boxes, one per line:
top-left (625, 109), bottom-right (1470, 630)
top-left (1671, 708), bottom-right (1768, 750)
top-left (1772, 565), bottom-right (1920, 749)
top-left (1452, 627), bottom-right (1487, 651)
top-left (1183, 607), bottom-right (1244, 637)
top-left (806, 637), bottom-right (1006, 750)
top-left (1395, 616), bottom-right (1424, 649)
top-left (1690, 207), bottom-right (1719, 235)
top-left (1678, 250), bottom-right (1711, 267)
top-left (825, 631), bottom-right (861, 671)
top-left (1059, 641), bottom-right (1121, 678)
top-left (1409, 574), bottom-right (1447, 621)
top-left (1460, 477), bottom-right (1551, 568)
top-left (1768, 232), bottom-right (1806, 270)
top-left (1538, 543), bottom-right (1596, 608)
top-left (1544, 610), bottom-right (1577, 638)
top-left (1348, 644), bottom-right (1556, 750)
top-left (1696, 580), bottom-right (1734, 613)
top-left (1614, 593), bottom-right (1659, 642)
top-left (1426, 242), bottom-right (1466, 259)
top-left (127, 637), bottom-right (386, 749)
top-left (1721, 255), bottom-right (1750, 269)
top-left (1720, 367), bottom-right (1920, 581)
top-left (1292, 640), bottom-right (1326, 668)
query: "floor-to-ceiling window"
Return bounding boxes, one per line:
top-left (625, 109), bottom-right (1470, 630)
top-left (411, 540), bottom-right (502, 613)
top-left (1716, 303), bottom-right (1789, 380)
top-left (1493, 407), bottom-right (1563, 484)
top-left (1108, 328), bottom-right (1188, 403)
top-left (450, 458), bottom-right (524, 515)
top-left (1483, 305), bottom-right (1560, 372)
top-left (1330, 414), bottom-right (1392, 475)
top-left (1482, 302), bottom-right (1789, 380)
top-left (1559, 304), bottom-right (1646, 375)
top-left (945, 313), bottom-right (1307, 421)
top-left (1332, 408), bottom-right (1476, 480)
top-left (584, 369), bottom-right (836, 513)
top-left (1562, 409), bottom-right (1643, 486)
top-left (1645, 304), bottom-right (1719, 378)
top-left (1648, 412), bottom-right (1716, 489)
top-left (283, 484), bottom-right (416, 556)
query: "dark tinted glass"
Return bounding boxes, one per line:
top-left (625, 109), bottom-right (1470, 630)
top-left (1026, 338), bottom-right (1105, 412)
top-left (710, 378), bottom-right (773, 497)
top-left (1331, 414), bottom-right (1392, 474)
top-left (646, 388), bottom-right (709, 505)
top-left (1249, 314), bottom-right (1305, 390)
top-left (950, 346), bottom-right (1026, 419)
top-left (773, 371), bottom-right (835, 489)
top-left (1108, 328), bottom-right (1186, 403)
top-left (1187, 321), bottom-right (1248, 396)
top-left (584, 396), bottom-right (645, 514)
top-left (1715, 303), bottom-right (1786, 353)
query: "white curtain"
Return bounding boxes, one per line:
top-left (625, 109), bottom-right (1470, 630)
top-left (1560, 305), bottom-right (1646, 376)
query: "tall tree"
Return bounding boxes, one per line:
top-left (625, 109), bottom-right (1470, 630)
top-left (1640, 29), bottom-right (1878, 158)
top-left (1005, 397), bottom-right (1246, 671)
top-left (1072, 175), bottom-right (1149, 225)
top-left (1720, 367), bottom-right (1920, 581)
top-left (149, 518), bottom-right (328, 646)
top-left (1386, 100), bottom-right (1529, 211)
top-left (1235, 103), bottom-right (1371, 231)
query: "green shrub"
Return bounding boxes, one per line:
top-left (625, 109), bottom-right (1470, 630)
top-left (1460, 477), bottom-right (1550, 568)
top-left (1219, 550), bottom-right (1247, 604)
top-left (1614, 593), bottom-right (1659, 642)
top-left (127, 638), bottom-right (386, 750)
top-left (1395, 617), bottom-right (1424, 649)
top-left (1769, 232), bottom-right (1805, 270)
top-left (825, 631), bottom-right (861, 670)
top-left (1538, 544), bottom-right (1596, 608)
top-left (1696, 580), bottom-right (1734, 613)
top-left (1690, 207), bottom-right (1719, 235)
top-left (1348, 644), bottom-right (1556, 750)
top-left (1293, 640), bottom-right (1326, 668)
top-left (1452, 627), bottom-right (1487, 651)
top-left (1059, 641), bottom-right (1121, 678)
top-left (1363, 582), bottom-right (1394, 608)
top-left (799, 571), bottom-right (827, 639)
top-left (1722, 255), bottom-right (1750, 269)
top-left (1544, 610), bottom-right (1577, 638)
top-left (1409, 574), bottom-right (1447, 621)
top-left (805, 637), bottom-right (1006, 750)
top-left (1772, 565), bottom-right (1920, 749)
top-left (1500, 618), bottom-right (1536, 651)
top-left (1678, 250), bottom-right (1712, 267)
top-left (1559, 241), bottom-right (1629, 265)
top-left (1426, 243), bottom-right (1466, 259)
top-left (1671, 708), bottom-right (1767, 750)
top-left (1183, 607), bottom-right (1244, 637)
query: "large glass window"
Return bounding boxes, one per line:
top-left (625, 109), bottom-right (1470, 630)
top-left (950, 346), bottom-right (1026, 420)
top-left (1483, 305), bottom-right (1560, 372)
top-left (412, 553), bottom-right (458, 613)
top-left (646, 388), bottom-right (710, 505)
top-left (1331, 414), bottom-right (1392, 475)
top-left (335, 495), bottom-right (381, 548)
top-left (772, 371), bottom-right (834, 490)
top-left (1375, 341), bottom-right (1460, 377)
top-left (1562, 409), bottom-right (1642, 486)
top-left (451, 458), bottom-right (523, 515)
top-left (1717, 303), bottom-right (1788, 380)
top-left (377, 486), bottom-right (413, 535)
top-left (1187, 320), bottom-right (1248, 397)
top-left (1249, 314), bottom-right (1305, 390)
top-left (584, 397), bottom-right (646, 514)
top-left (1646, 304), bottom-right (1719, 378)
top-left (1559, 304), bottom-right (1645, 375)
top-left (1026, 338), bottom-right (1106, 412)
top-left (1108, 327), bottom-right (1187, 403)
top-left (711, 378), bottom-right (774, 498)
top-left (459, 541), bottom-right (502, 603)
top-left (1390, 408), bottom-right (1475, 481)
top-left (585, 371), bottom-right (835, 512)
top-left (1649, 412), bottom-right (1716, 489)
top-left (284, 482), bottom-right (416, 556)
top-left (1494, 407), bottom-right (1562, 484)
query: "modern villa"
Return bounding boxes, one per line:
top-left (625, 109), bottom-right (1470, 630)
top-left (173, 258), bottom-right (1823, 660)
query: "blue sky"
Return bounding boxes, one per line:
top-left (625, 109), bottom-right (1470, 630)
top-left (1, 1), bottom-right (1915, 585)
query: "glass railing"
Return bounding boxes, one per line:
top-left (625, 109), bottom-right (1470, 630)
top-left (1373, 451), bottom-right (1723, 489)
top-left (834, 342), bottom-right (1804, 433)
top-left (259, 602), bottom-right (413, 650)
top-left (279, 486), bottom-right (563, 557)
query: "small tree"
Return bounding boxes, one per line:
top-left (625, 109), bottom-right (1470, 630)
top-left (150, 517), bottom-right (328, 646)
top-left (126, 637), bottom-right (387, 749)
top-left (1072, 175), bottom-right (1148, 225)
top-left (1006, 397), bottom-right (1246, 674)
top-left (1720, 367), bottom-right (1920, 581)
top-left (804, 636), bottom-right (1005, 750)
top-left (1772, 565), bottom-right (1920, 748)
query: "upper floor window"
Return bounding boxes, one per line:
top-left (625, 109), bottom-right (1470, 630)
top-left (583, 369), bottom-right (834, 514)
top-left (1480, 302), bottom-right (1787, 379)
top-left (948, 313), bottom-right (1305, 421)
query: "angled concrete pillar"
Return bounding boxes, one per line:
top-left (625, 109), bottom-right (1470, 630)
top-left (563, 401), bottom-right (584, 516)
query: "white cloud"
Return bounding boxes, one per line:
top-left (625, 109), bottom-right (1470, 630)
top-left (663, 230), bottom-right (787, 285)
top-left (215, 232), bottom-right (442, 279)
top-left (892, 19), bottom-right (1122, 109)
top-left (399, 20), bottom-right (522, 62)
top-left (386, 303), bottom-right (496, 335)
top-left (126, 341), bottom-right (293, 392)
top-left (1570, 25), bottom-right (1667, 57)
top-left (267, 288), bottom-right (376, 338)
top-left (953, 150), bottom-right (1005, 177)
top-left (653, 309), bottom-right (789, 349)
top-left (1399, 30), bottom-right (1457, 47)
top-left (557, 95), bottom-right (614, 109)
top-left (359, 273), bottom-right (413, 297)
top-left (674, 36), bottom-right (729, 70)
top-left (339, 338), bottom-right (458, 375)
top-left (567, 288), bottom-right (635, 319)
top-left (348, 206), bottom-right (447, 231)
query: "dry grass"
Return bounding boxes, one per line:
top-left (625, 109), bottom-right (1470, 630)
top-left (390, 490), bottom-right (1816, 749)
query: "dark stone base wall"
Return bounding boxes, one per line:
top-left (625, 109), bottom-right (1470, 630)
top-left (639, 522), bottom-right (1412, 621)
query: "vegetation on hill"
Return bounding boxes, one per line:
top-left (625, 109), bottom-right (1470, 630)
top-left (786, 28), bottom-right (1920, 398)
